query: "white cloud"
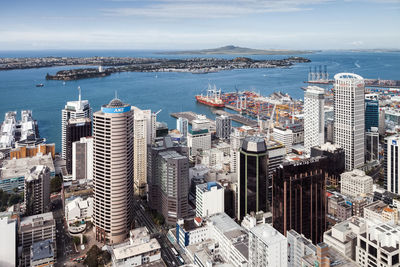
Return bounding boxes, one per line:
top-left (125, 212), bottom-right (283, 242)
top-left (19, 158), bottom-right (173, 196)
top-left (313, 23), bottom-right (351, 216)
top-left (101, 0), bottom-right (330, 19)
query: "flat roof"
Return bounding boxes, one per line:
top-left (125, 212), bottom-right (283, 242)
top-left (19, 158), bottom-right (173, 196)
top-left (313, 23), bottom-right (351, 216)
top-left (112, 238), bottom-right (161, 260)
top-left (0, 153), bottom-right (55, 180)
top-left (0, 217), bottom-right (16, 266)
top-left (31, 239), bottom-right (54, 261)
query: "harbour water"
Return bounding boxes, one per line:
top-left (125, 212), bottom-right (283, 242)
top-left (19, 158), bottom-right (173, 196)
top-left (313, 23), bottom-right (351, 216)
top-left (0, 50), bottom-right (399, 151)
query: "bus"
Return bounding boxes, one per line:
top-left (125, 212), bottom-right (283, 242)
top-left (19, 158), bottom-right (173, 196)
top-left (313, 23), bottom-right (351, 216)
top-left (178, 256), bottom-right (185, 264)
top-left (171, 247), bottom-right (178, 256)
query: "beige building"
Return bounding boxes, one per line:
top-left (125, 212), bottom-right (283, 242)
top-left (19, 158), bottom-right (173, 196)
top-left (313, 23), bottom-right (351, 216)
top-left (93, 98), bottom-right (134, 244)
top-left (132, 107), bottom-right (152, 197)
top-left (341, 169), bottom-right (373, 198)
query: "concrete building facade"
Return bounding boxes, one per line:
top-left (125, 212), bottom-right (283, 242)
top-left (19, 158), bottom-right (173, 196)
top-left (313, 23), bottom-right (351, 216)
top-left (93, 98), bottom-right (134, 244)
top-left (24, 165), bottom-right (51, 216)
top-left (333, 73), bottom-right (365, 170)
top-left (304, 86), bottom-right (325, 154)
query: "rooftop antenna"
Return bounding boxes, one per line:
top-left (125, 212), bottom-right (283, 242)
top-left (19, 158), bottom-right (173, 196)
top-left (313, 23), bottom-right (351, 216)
top-left (78, 86), bottom-right (81, 102)
top-left (115, 90), bottom-right (118, 99)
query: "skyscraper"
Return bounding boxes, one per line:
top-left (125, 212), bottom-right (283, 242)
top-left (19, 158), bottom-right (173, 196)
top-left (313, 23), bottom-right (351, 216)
top-left (304, 86), bottom-right (325, 154)
top-left (273, 157), bottom-right (327, 244)
top-left (147, 137), bottom-right (189, 225)
top-left (24, 165), bottom-right (50, 216)
top-left (333, 73), bottom-right (365, 170)
top-left (365, 99), bottom-right (379, 132)
top-left (385, 135), bottom-right (400, 195)
top-left (72, 137), bottom-right (93, 181)
top-left (238, 136), bottom-right (268, 221)
top-left (65, 118), bottom-right (92, 174)
top-left (176, 117), bottom-right (188, 139)
top-left (216, 115), bottom-right (231, 140)
top-left (61, 88), bottom-right (91, 160)
top-left (132, 106), bottom-right (152, 197)
top-left (93, 97), bottom-right (134, 244)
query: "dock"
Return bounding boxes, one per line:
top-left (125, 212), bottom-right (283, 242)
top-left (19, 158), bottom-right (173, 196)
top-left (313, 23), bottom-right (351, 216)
top-left (211, 109), bottom-right (258, 127)
top-left (170, 112), bottom-right (216, 128)
top-left (305, 79), bottom-right (400, 88)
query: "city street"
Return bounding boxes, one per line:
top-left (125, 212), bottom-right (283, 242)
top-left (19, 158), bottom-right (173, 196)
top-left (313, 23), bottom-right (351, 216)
top-left (133, 200), bottom-right (183, 266)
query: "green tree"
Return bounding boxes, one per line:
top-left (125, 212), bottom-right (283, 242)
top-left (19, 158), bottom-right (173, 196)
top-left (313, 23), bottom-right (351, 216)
top-left (73, 236), bottom-right (81, 246)
top-left (50, 176), bottom-right (62, 193)
top-left (8, 194), bottom-right (22, 206)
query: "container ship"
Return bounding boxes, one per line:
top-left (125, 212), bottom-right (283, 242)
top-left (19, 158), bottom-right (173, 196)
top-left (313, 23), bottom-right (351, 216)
top-left (195, 85), bottom-right (225, 108)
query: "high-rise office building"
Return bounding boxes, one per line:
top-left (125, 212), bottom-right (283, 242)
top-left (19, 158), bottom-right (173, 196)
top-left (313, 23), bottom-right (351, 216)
top-left (132, 107), bottom-right (152, 197)
top-left (24, 165), bottom-right (51, 216)
top-left (365, 99), bottom-right (379, 132)
top-left (147, 137), bottom-right (189, 224)
top-left (72, 137), bottom-right (93, 181)
top-left (61, 88), bottom-right (91, 160)
top-left (304, 86), bottom-right (325, 154)
top-left (273, 157), bottom-right (327, 244)
top-left (385, 135), bottom-right (400, 195)
top-left (93, 97), bottom-right (134, 244)
top-left (216, 115), bottom-right (231, 140)
top-left (341, 169), bottom-right (373, 198)
top-left (333, 73), bottom-right (365, 170)
top-left (65, 118), bottom-right (92, 174)
top-left (238, 136), bottom-right (268, 221)
top-left (176, 117), bottom-right (188, 139)
top-left (248, 224), bottom-right (288, 267)
top-left (266, 140), bottom-right (286, 203)
top-left (230, 128), bottom-right (246, 173)
top-left (187, 128), bottom-right (211, 159)
top-left (311, 143), bottom-right (345, 187)
top-left (365, 128), bottom-right (379, 162)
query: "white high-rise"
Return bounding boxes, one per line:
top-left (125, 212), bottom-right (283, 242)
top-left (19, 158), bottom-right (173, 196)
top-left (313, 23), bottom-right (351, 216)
top-left (249, 224), bottom-right (288, 267)
top-left (61, 88), bottom-right (91, 159)
top-left (176, 117), bottom-right (188, 139)
top-left (334, 73), bottom-right (365, 170)
top-left (132, 106), bottom-right (153, 196)
top-left (304, 86), bottom-right (325, 154)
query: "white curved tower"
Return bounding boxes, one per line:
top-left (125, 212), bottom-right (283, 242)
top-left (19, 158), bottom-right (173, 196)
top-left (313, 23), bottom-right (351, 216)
top-left (333, 73), bottom-right (365, 170)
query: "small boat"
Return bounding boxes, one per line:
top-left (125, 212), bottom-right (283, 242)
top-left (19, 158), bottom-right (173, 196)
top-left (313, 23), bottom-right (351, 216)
top-left (36, 83), bottom-right (44, 87)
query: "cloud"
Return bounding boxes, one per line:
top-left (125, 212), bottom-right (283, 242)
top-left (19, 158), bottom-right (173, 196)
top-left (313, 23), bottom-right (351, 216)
top-left (101, 0), bottom-right (330, 19)
top-left (350, 40), bottom-right (364, 46)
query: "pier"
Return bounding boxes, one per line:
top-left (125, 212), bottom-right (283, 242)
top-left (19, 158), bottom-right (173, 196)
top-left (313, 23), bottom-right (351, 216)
top-left (170, 112), bottom-right (216, 128)
top-left (210, 110), bottom-right (258, 127)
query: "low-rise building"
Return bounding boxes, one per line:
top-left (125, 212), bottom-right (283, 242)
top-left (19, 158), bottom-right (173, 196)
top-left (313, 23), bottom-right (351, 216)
top-left (0, 153), bottom-right (55, 193)
top-left (323, 217), bottom-right (367, 260)
top-left (110, 227), bottom-right (161, 267)
top-left (65, 197), bottom-right (93, 223)
top-left (287, 230), bottom-right (316, 267)
top-left (30, 239), bottom-right (55, 267)
top-left (341, 169), bottom-right (373, 198)
top-left (301, 242), bottom-right (358, 267)
top-left (356, 222), bottom-right (400, 267)
top-left (364, 201), bottom-right (399, 224)
top-left (18, 212), bottom-right (56, 267)
top-left (196, 182), bottom-right (224, 218)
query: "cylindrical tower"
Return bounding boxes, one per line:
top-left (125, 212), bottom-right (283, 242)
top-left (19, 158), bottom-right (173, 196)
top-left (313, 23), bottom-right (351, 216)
top-left (93, 98), bottom-right (134, 244)
top-left (333, 73), bottom-right (365, 170)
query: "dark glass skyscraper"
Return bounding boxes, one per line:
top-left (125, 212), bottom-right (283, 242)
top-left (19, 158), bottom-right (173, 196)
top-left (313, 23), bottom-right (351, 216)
top-left (365, 99), bottom-right (379, 132)
top-left (273, 157), bottom-right (327, 244)
top-left (238, 136), bottom-right (268, 221)
top-left (65, 118), bottom-right (92, 174)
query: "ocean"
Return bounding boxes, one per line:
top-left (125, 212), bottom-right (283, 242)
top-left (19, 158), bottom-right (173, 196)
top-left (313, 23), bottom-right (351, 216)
top-left (0, 50), bottom-right (399, 152)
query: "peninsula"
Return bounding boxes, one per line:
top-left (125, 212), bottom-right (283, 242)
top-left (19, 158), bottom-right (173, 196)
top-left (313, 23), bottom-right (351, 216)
top-left (44, 56), bottom-right (310, 81)
top-left (158, 45), bottom-right (315, 55)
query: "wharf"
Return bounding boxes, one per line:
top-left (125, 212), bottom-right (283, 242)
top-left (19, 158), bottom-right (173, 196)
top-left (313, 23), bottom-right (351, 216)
top-left (211, 110), bottom-right (258, 127)
top-left (170, 112), bottom-right (216, 128)
top-left (305, 79), bottom-right (400, 88)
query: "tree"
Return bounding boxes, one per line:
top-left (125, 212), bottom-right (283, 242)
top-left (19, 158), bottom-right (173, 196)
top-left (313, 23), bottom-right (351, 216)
top-left (50, 176), bottom-right (62, 193)
top-left (73, 236), bottom-right (81, 246)
top-left (84, 245), bottom-right (111, 267)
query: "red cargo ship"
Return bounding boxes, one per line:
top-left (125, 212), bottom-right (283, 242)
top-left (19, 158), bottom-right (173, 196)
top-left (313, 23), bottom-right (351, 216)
top-left (195, 85), bottom-right (225, 108)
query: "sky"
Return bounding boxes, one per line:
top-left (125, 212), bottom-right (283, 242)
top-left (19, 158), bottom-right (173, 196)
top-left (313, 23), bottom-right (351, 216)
top-left (0, 0), bottom-right (399, 50)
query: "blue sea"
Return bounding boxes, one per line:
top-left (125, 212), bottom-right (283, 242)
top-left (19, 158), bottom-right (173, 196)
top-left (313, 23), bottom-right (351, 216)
top-left (0, 50), bottom-right (399, 152)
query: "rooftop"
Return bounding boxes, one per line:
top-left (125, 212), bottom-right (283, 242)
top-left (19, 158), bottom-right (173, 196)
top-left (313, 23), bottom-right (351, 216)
top-left (20, 212), bottom-right (55, 232)
top-left (0, 153), bottom-right (54, 180)
top-left (250, 223), bottom-right (286, 246)
top-left (197, 181), bottom-right (223, 193)
top-left (31, 239), bottom-right (54, 261)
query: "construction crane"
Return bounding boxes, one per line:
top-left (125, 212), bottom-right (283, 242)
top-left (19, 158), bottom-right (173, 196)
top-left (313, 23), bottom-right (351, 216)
top-left (154, 109), bottom-right (162, 116)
